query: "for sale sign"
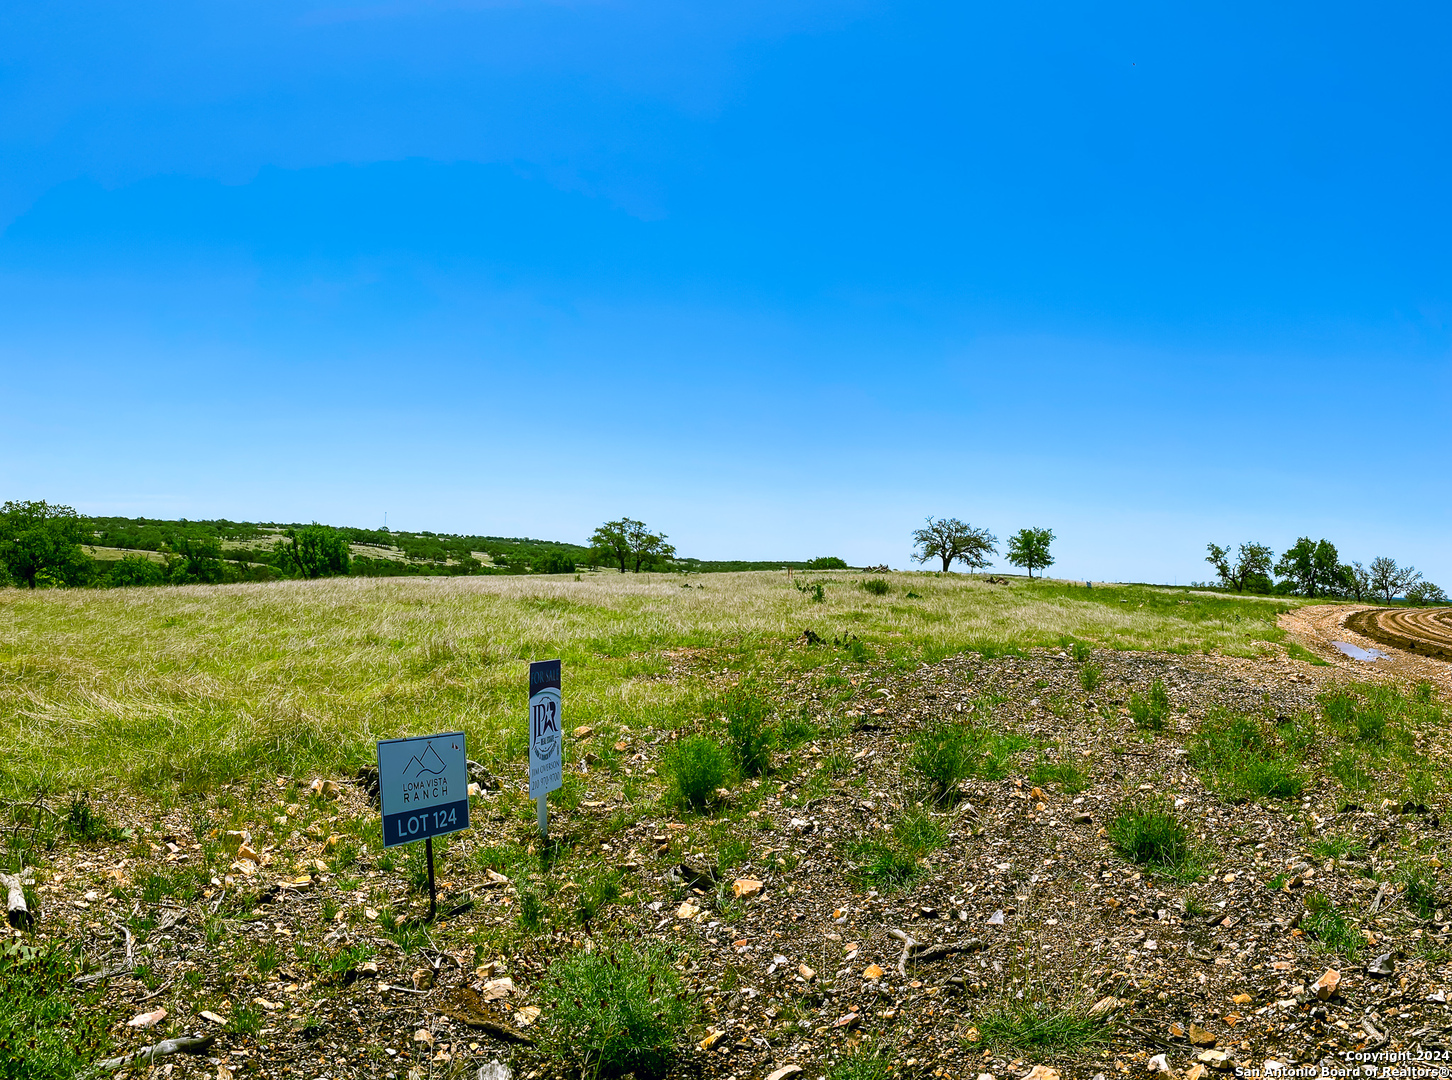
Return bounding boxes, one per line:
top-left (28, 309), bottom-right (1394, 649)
top-left (528, 659), bottom-right (563, 800)
top-left (376, 732), bottom-right (470, 848)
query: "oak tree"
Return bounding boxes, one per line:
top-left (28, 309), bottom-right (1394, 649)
top-left (911, 517), bottom-right (997, 573)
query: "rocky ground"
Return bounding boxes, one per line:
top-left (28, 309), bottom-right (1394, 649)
top-left (9, 642), bottom-right (1451, 1080)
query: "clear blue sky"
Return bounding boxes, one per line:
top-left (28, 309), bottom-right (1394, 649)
top-left (2, 1), bottom-right (1448, 583)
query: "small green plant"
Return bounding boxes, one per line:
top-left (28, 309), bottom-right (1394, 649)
top-left (0, 942), bottom-right (113, 1079)
top-left (1129, 679), bottom-right (1172, 731)
top-left (795, 580), bottom-right (827, 602)
top-left (519, 889), bottom-right (547, 932)
top-left (861, 578), bottom-right (891, 596)
top-left (255, 940), bottom-right (282, 976)
top-left (1028, 757), bottom-right (1089, 793)
top-left (63, 793), bottom-right (123, 844)
top-left (1107, 800), bottom-right (1202, 880)
top-left (540, 941), bottom-right (696, 1080)
top-left (1400, 863), bottom-right (1441, 920)
top-left (1302, 891), bottom-right (1362, 960)
top-left (664, 735), bottom-right (733, 810)
top-left (973, 996), bottom-right (1108, 1052)
top-left (1309, 835), bottom-right (1365, 862)
top-left (1079, 662), bottom-right (1102, 692)
top-left (230, 1000), bottom-right (264, 1037)
top-left (846, 809), bottom-right (946, 890)
top-left (841, 636), bottom-right (871, 663)
top-left (827, 1048), bottom-right (894, 1080)
top-left (1184, 897), bottom-right (1210, 917)
top-left (908, 722), bottom-right (1030, 802)
top-left (1189, 710), bottom-right (1308, 801)
top-left (1070, 641), bottom-right (1092, 663)
top-left (724, 685), bottom-right (773, 777)
top-left (777, 711), bottom-right (817, 749)
top-left (573, 870), bottom-right (622, 925)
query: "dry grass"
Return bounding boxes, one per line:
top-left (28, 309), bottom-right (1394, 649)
top-left (0, 571), bottom-right (1308, 796)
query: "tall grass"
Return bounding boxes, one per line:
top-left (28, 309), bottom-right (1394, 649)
top-left (0, 573), bottom-right (1310, 795)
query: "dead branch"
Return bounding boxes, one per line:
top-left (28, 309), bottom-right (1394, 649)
top-left (93, 1034), bottom-right (214, 1072)
top-left (0, 872), bottom-right (32, 930)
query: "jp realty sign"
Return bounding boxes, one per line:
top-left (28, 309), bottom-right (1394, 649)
top-left (529, 660), bottom-right (563, 800)
top-left (376, 731), bottom-right (469, 848)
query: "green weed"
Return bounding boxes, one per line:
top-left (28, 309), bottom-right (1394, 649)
top-left (1129, 679), bottom-right (1172, 732)
top-left (846, 809), bottom-right (946, 891)
top-left (724, 684), bottom-right (773, 778)
top-left (1302, 892), bottom-right (1361, 960)
top-left (973, 996), bottom-right (1107, 1052)
top-left (861, 578), bottom-right (891, 597)
top-left (1107, 800), bottom-right (1203, 880)
top-left (540, 941), bottom-right (696, 1080)
top-left (1028, 756), bottom-right (1089, 793)
top-left (908, 722), bottom-right (1030, 802)
top-left (663, 736), bottom-right (734, 811)
top-left (1079, 662), bottom-right (1102, 692)
top-left (1189, 711), bottom-right (1308, 800)
top-left (0, 942), bottom-right (112, 1078)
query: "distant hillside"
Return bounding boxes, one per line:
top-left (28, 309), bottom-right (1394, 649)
top-left (78, 515), bottom-right (835, 579)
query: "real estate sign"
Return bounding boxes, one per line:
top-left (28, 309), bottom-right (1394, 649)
top-left (376, 731), bottom-right (470, 848)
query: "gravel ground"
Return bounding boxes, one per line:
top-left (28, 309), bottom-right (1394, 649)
top-left (14, 644), bottom-right (1451, 1080)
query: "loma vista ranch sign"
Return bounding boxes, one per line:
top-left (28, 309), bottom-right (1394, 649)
top-left (373, 656), bottom-right (564, 899)
top-left (376, 731), bottom-right (470, 847)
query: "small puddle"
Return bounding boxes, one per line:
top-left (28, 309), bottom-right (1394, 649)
top-left (1332, 641), bottom-right (1387, 662)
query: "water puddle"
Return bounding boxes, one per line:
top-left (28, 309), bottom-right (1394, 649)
top-left (1332, 641), bottom-right (1387, 662)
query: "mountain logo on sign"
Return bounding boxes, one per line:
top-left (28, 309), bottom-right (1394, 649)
top-left (401, 742), bottom-right (448, 780)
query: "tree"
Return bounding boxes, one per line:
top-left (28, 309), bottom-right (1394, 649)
top-left (1004, 527), bottom-right (1055, 579)
top-left (0, 500), bottom-right (92, 588)
top-left (280, 524), bottom-right (351, 579)
top-left (911, 518), bottom-right (997, 574)
top-left (1205, 542), bottom-right (1275, 593)
top-left (1345, 561), bottom-right (1372, 602)
top-left (164, 536), bottom-right (228, 584)
top-left (1369, 556), bottom-right (1421, 604)
top-left (106, 554), bottom-right (167, 587)
top-left (589, 518), bottom-right (675, 573)
top-left (1274, 538), bottom-right (1345, 598)
top-left (1406, 581), bottom-right (1447, 606)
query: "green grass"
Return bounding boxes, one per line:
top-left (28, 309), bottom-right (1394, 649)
top-left (1302, 891), bottom-right (1362, 961)
top-left (1079, 661), bottom-right (1102, 692)
top-left (846, 808), bottom-right (947, 890)
top-left (540, 940), bottom-right (696, 1080)
top-left (1028, 755), bottom-right (1090, 793)
top-left (1107, 800), bottom-right (1204, 880)
top-left (1129, 679), bottom-right (1172, 732)
top-left (663, 735), bottom-right (733, 810)
top-left (0, 942), bottom-right (113, 1080)
top-left (973, 996), bottom-right (1108, 1052)
top-left (827, 1048), bottom-right (894, 1080)
top-left (0, 573), bottom-right (1314, 797)
top-left (1189, 710), bottom-right (1310, 801)
top-left (908, 721), bottom-right (1032, 802)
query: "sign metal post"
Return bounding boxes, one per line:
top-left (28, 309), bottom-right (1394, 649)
top-left (528, 659), bottom-right (563, 840)
top-left (376, 731), bottom-right (469, 921)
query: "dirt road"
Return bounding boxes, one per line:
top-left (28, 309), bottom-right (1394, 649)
top-left (1281, 603), bottom-right (1452, 691)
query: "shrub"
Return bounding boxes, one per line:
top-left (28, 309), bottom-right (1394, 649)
top-left (539, 552), bottom-right (576, 574)
top-left (1107, 800), bottom-right (1202, 880)
top-left (724, 686), bottom-right (773, 777)
top-left (1079, 662), bottom-right (1102, 692)
top-left (861, 578), bottom-right (891, 596)
top-left (1129, 679), bottom-right (1172, 731)
top-left (104, 554), bottom-right (166, 588)
top-left (805, 556), bottom-right (848, 570)
top-left (664, 736), bottom-right (732, 810)
top-left (541, 941), bottom-right (695, 1080)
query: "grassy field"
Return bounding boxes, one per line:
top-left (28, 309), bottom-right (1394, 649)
top-left (0, 570), bottom-right (1310, 799)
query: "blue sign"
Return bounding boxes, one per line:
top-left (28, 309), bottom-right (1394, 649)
top-left (376, 731), bottom-right (470, 848)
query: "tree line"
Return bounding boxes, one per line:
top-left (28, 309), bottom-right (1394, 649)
top-left (1204, 539), bottom-right (1444, 604)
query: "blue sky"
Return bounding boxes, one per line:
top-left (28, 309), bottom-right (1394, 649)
top-left (2, 1), bottom-right (1448, 583)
